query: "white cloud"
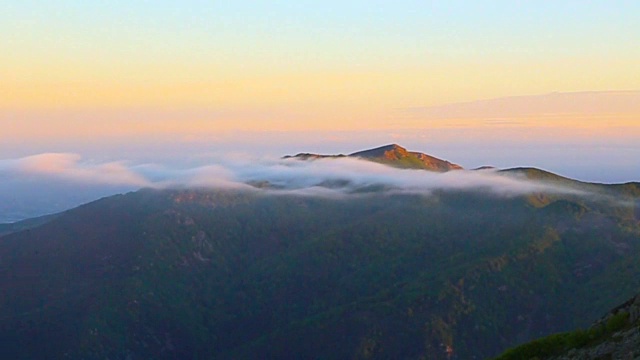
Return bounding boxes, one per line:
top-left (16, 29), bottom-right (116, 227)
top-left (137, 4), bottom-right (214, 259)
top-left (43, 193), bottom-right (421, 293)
top-left (0, 152), bottom-right (592, 199)
top-left (0, 153), bottom-right (600, 201)
top-left (1, 153), bottom-right (150, 187)
top-left (3, 152), bottom-right (633, 223)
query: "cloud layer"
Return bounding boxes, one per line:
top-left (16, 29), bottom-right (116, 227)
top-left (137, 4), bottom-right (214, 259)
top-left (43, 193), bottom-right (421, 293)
top-left (1, 153), bottom-right (150, 187)
top-left (0, 152), bottom-right (586, 197)
top-left (4, 151), bottom-right (636, 223)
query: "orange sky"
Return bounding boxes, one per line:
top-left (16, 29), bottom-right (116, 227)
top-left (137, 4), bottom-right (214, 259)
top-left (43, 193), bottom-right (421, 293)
top-left (1, 2), bottom-right (639, 150)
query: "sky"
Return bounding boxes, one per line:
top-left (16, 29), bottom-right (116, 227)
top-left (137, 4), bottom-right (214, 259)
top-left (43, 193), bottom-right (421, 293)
top-left (0, 1), bottom-right (639, 218)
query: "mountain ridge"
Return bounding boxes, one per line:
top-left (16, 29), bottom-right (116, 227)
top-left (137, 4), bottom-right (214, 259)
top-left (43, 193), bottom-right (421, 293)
top-left (0, 180), bottom-right (638, 358)
top-left (285, 144), bottom-right (640, 189)
top-left (495, 292), bottom-right (640, 359)
top-left (0, 146), bottom-right (639, 359)
top-left (284, 143), bottom-right (463, 172)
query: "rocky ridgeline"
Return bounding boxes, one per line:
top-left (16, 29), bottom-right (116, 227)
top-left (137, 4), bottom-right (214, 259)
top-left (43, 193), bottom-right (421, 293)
top-left (495, 293), bottom-right (640, 360)
top-left (553, 294), bottom-right (640, 360)
top-left (285, 144), bottom-right (463, 172)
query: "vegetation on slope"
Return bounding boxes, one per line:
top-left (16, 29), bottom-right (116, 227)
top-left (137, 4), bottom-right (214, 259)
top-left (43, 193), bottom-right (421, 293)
top-left (495, 291), bottom-right (640, 360)
top-left (0, 183), bottom-right (638, 359)
top-left (494, 311), bottom-right (631, 360)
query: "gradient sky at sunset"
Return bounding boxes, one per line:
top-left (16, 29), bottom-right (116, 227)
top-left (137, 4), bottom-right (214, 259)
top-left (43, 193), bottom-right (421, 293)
top-left (1, 1), bottom-right (639, 181)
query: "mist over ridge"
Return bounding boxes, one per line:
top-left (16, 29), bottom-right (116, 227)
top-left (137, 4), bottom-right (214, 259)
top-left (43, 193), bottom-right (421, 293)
top-left (1, 151), bottom-right (638, 359)
top-left (2, 143), bottom-right (636, 223)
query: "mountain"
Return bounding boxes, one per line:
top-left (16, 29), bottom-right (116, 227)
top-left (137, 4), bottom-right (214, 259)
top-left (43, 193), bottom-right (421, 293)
top-left (0, 213), bottom-right (58, 236)
top-left (285, 144), bottom-right (463, 172)
top-left (0, 149), bottom-right (639, 359)
top-left (495, 293), bottom-right (640, 359)
top-left (283, 153), bottom-right (347, 160)
top-left (350, 144), bottom-right (463, 171)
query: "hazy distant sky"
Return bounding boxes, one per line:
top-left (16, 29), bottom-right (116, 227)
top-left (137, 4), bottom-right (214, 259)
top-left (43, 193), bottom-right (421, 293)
top-left (1, 1), bottom-right (639, 182)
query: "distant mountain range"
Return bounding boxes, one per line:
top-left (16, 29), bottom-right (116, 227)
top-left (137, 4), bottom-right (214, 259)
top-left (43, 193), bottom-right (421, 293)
top-left (0, 144), bottom-right (639, 359)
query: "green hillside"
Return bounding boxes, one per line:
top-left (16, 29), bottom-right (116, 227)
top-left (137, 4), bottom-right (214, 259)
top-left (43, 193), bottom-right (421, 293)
top-left (495, 293), bottom-right (640, 359)
top-left (0, 182), bottom-right (638, 359)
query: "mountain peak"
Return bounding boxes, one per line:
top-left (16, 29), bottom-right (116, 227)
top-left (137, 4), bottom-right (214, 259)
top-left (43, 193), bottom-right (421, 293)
top-left (379, 143), bottom-right (407, 151)
top-left (350, 144), bottom-right (409, 160)
top-left (284, 144), bottom-right (462, 172)
top-left (347, 144), bottom-right (463, 172)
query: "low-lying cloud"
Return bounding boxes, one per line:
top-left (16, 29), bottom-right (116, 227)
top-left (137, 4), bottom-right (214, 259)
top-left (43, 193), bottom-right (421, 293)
top-left (2, 152), bottom-right (588, 195)
top-left (1, 153), bottom-right (150, 187)
top-left (2, 152), bottom-right (632, 222)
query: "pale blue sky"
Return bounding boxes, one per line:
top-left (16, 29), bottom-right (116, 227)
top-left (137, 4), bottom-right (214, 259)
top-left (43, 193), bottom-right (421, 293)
top-left (3, 1), bottom-right (639, 72)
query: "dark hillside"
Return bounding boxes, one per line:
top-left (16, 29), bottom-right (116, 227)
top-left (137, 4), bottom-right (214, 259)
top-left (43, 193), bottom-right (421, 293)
top-left (0, 184), bottom-right (638, 359)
